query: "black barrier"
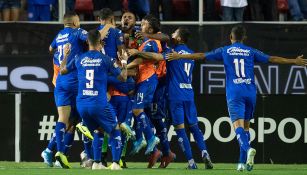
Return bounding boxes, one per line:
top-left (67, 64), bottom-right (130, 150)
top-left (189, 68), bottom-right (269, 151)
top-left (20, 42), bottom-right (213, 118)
top-left (0, 93), bottom-right (15, 161)
top-left (0, 92), bottom-right (301, 163)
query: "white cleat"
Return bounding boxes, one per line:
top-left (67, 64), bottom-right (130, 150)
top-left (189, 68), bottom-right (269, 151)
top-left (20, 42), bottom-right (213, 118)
top-left (237, 163), bottom-right (245, 171)
top-left (246, 148), bottom-right (256, 171)
top-left (110, 162), bottom-right (122, 170)
top-left (92, 162), bottom-right (107, 170)
top-left (54, 160), bottom-right (62, 168)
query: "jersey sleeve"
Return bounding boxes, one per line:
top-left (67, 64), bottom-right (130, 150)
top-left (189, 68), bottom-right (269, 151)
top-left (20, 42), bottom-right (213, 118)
top-left (78, 28), bottom-right (88, 41)
top-left (50, 38), bottom-right (57, 49)
top-left (205, 47), bottom-right (223, 61)
top-left (162, 47), bottom-right (173, 60)
top-left (142, 40), bottom-right (159, 53)
top-left (116, 29), bottom-right (124, 47)
top-left (106, 56), bottom-right (121, 77)
top-left (253, 49), bottom-right (270, 63)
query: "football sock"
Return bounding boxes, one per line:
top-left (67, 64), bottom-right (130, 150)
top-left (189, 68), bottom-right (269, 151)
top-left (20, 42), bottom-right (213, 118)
top-left (110, 129), bottom-right (122, 162)
top-left (83, 136), bottom-right (93, 159)
top-left (134, 119), bottom-right (143, 141)
top-left (136, 112), bottom-right (154, 140)
top-left (55, 122), bottom-right (66, 153)
top-left (47, 133), bottom-right (56, 151)
top-left (93, 132), bottom-right (104, 162)
top-left (176, 128), bottom-right (193, 160)
top-left (189, 124), bottom-right (208, 154)
top-left (121, 134), bottom-right (127, 157)
top-left (63, 132), bottom-right (74, 154)
top-left (152, 118), bottom-right (170, 156)
top-left (235, 127), bottom-right (251, 152)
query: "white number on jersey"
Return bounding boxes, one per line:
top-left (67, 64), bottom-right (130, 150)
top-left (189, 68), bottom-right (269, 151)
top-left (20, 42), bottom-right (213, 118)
top-left (86, 70), bottom-right (94, 88)
top-left (184, 63), bottom-right (192, 76)
top-left (57, 45), bottom-right (64, 64)
top-left (233, 58), bottom-right (246, 78)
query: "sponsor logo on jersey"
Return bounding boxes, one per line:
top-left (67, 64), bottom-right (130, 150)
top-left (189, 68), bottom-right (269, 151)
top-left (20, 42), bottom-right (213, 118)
top-left (227, 47), bottom-right (250, 56)
top-left (80, 57), bottom-right (102, 66)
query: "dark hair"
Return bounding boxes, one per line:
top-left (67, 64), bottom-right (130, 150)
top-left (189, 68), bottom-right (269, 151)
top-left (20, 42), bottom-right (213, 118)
top-left (142, 14), bottom-right (160, 33)
top-left (87, 29), bottom-right (101, 46)
top-left (63, 11), bottom-right (78, 22)
top-left (178, 27), bottom-right (190, 43)
top-left (99, 8), bottom-right (114, 20)
top-left (231, 25), bottom-right (246, 41)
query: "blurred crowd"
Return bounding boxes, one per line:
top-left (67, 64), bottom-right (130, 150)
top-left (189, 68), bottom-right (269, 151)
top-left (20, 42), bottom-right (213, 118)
top-left (0, 0), bottom-right (306, 21)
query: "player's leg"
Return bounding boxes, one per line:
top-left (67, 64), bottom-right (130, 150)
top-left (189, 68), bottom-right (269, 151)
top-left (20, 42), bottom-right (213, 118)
top-left (169, 100), bottom-right (196, 169)
top-left (41, 133), bottom-right (56, 167)
top-left (91, 128), bottom-right (107, 170)
top-left (185, 101), bottom-right (213, 169)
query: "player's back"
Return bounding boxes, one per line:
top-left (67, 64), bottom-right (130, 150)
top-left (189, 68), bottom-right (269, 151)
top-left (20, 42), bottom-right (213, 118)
top-left (75, 50), bottom-right (119, 106)
top-left (206, 42), bottom-right (269, 98)
top-left (166, 44), bottom-right (195, 101)
top-left (51, 27), bottom-right (87, 85)
top-left (98, 25), bottom-right (123, 58)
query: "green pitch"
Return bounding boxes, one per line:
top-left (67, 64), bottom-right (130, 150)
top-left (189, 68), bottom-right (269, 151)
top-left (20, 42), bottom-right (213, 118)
top-left (0, 162), bottom-right (306, 175)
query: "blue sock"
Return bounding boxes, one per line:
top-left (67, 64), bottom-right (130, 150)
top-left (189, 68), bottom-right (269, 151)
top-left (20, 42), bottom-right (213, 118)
top-left (47, 133), bottom-right (56, 151)
top-left (93, 132), bottom-right (104, 162)
top-left (55, 122), bottom-right (66, 153)
top-left (246, 131), bottom-right (250, 143)
top-left (152, 119), bottom-right (170, 156)
top-left (110, 129), bottom-right (122, 162)
top-left (189, 124), bottom-right (207, 154)
top-left (176, 128), bottom-right (193, 161)
top-left (136, 112), bottom-right (154, 141)
top-left (239, 130), bottom-right (250, 163)
top-left (83, 136), bottom-right (93, 159)
top-left (134, 119), bottom-right (143, 141)
top-left (235, 127), bottom-right (250, 152)
top-left (63, 132), bottom-right (74, 155)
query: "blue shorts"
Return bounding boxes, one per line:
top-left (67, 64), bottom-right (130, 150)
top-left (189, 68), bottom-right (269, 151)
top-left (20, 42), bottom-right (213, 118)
top-left (146, 81), bottom-right (167, 120)
top-left (227, 95), bottom-right (256, 123)
top-left (110, 96), bottom-right (131, 124)
top-left (77, 103), bottom-right (117, 134)
top-left (168, 100), bottom-right (198, 126)
top-left (54, 83), bottom-right (78, 107)
top-left (133, 74), bottom-right (158, 109)
top-left (28, 4), bottom-right (51, 21)
top-left (0, 0), bottom-right (21, 10)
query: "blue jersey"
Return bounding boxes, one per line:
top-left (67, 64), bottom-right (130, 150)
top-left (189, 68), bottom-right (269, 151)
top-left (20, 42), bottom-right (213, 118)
top-left (97, 25), bottom-right (124, 58)
top-left (50, 27), bottom-right (87, 85)
top-left (70, 50), bottom-right (121, 106)
top-left (205, 42), bottom-right (270, 99)
top-left (163, 44), bottom-right (195, 101)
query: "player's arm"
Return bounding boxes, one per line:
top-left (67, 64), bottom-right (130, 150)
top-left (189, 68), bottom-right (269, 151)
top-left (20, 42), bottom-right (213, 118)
top-left (128, 49), bottom-right (164, 61)
top-left (166, 52), bottom-right (206, 61)
top-left (99, 24), bottom-right (115, 40)
top-left (269, 55), bottom-right (307, 66)
top-left (59, 44), bottom-right (71, 75)
top-left (127, 58), bottom-right (143, 69)
top-left (137, 32), bottom-right (170, 43)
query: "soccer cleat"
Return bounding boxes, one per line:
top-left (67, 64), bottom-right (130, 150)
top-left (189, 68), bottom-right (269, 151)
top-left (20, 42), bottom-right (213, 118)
top-left (76, 123), bottom-right (93, 140)
top-left (110, 162), bottom-right (122, 170)
top-left (120, 157), bottom-right (128, 168)
top-left (187, 163), bottom-right (198, 169)
top-left (54, 160), bottom-right (61, 168)
top-left (120, 122), bottom-right (136, 140)
top-left (144, 136), bottom-right (160, 155)
top-left (92, 162), bottom-right (107, 170)
top-left (202, 154), bottom-right (213, 169)
top-left (41, 150), bottom-right (53, 167)
top-left (55, 152), bottom-right (71, 169)
top-left (130, 138), bottom-right (147, 155)
top-left (101, 152), bottom-right (108, 167)
top-left (147, 149), bottom-right (162, 168)
top-left (246, 148), bottom-right (256, 171)
top-left (237, 163), bottom-right (245, 171)
top-left (159, 151), bottom-right (176, 168)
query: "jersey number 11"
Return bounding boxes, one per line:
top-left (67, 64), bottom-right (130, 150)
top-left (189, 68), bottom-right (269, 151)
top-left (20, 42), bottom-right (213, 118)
top-left (233, 58), bottom-right (246, 78)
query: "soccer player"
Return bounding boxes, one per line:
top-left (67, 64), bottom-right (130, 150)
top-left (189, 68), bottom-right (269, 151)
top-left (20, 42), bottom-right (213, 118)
top-left (60, 29), bottom-right (128, 170)
top-left (128, 27), bottom-right (213, 169)
top-left (166, 25), bottom-right (307, 171)
top-left (126, 15), bottom-right (162, 157)
top-left (46, 11), bottom-right (88, 169)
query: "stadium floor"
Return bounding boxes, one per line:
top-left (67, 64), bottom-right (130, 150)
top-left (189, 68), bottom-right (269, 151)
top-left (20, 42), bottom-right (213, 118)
top-left (0, 162), bottom-right (306, 175)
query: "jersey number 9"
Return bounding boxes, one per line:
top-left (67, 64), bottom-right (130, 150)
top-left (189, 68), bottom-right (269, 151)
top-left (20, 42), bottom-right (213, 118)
top-left (86, 70), bottom-right (94, 88)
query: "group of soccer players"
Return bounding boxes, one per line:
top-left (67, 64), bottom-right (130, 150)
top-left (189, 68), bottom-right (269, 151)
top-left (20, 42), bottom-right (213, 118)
top-left (40, 7), bottom-right (307, 171)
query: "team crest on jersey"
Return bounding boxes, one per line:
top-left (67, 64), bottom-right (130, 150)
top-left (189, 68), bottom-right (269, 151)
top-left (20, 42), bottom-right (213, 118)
top-left (227, 47), bottom-right (250, 56)
top-left (81, 57), bottom-right (102, 66)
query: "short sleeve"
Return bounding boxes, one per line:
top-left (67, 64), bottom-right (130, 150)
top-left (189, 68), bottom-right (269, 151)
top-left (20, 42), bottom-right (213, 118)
top-left (50, 38), bottom-right (57, 49)
top-left (78, 28), bottom-right (88, 41)
top-left (205, 47), bottom-right (224, 61)
top-left (116, 29), bottom-right (124, 46)
top-left (254, 49), bottom-right (270, 63)
top-left (162, 47), bottom-right (172, 60)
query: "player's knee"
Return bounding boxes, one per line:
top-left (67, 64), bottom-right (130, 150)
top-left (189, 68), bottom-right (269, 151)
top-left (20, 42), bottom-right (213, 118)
top-left (174, 124), bottom-right (185, 130)
top-left (133, 109), bottom-right (143, 116)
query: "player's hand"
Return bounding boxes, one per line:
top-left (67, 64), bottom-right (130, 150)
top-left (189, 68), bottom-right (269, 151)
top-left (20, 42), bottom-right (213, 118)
top-left (165, 50), bottom-right (180, 61)
top-left (63, 43), bottom-right (71, 57)
top-left (117, 49), bottom-right (128, 68)
top-left (295, 55), bottom-right (307, 66)
top-left (135, 31), bottom-right (144, 40)
top-left (127, 49), bottom-right (139, 57)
